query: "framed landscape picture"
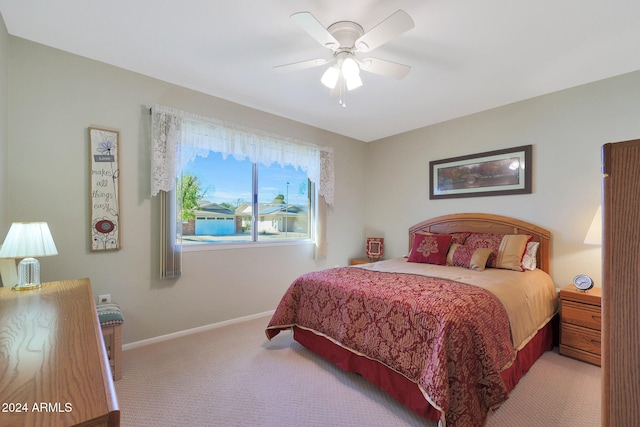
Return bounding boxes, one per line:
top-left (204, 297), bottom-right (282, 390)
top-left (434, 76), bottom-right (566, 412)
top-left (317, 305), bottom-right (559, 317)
top-left (430, 145), bottom-right (532, 199)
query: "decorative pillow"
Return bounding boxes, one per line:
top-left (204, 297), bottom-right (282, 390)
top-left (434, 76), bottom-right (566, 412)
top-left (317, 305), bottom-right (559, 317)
top-left (96, 303), bottom-right (124, 327)
top-left (446, 244), bottom-right (493, 271)
top-left (521, 241), bottom-right (540, 271)
top-left (407, 233), bottom-right (453, 265)
top-left (416, 231), bottom-right (471, 245)
top-left (464, 233), bottom-right (532, 271)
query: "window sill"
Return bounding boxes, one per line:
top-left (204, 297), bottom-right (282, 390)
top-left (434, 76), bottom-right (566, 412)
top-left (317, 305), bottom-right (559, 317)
top-left (182, 239), bottom-right (316, 252)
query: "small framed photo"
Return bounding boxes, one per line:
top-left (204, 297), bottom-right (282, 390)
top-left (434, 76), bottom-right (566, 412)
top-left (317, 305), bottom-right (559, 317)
top-left (366, 237), bottom-right (384, 261)
top-left (430, 145), bottom-right (532, 199)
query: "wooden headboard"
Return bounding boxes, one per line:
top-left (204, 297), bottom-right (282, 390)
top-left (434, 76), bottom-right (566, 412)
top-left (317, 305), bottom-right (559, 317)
top-left (409, 213), bottom-right (551, 274)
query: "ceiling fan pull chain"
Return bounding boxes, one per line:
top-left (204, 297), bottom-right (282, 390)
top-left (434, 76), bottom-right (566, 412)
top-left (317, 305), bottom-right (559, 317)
top-left (340, 79), bottom-right (346, 107)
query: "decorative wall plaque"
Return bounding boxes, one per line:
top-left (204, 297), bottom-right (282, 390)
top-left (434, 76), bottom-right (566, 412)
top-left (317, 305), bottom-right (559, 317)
top-left (89, 127), bottom-right (121, 251)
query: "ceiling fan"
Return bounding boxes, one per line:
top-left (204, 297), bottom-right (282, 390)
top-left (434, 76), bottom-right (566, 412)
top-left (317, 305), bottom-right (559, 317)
top-left (275, 10), bottom-right (415, 107)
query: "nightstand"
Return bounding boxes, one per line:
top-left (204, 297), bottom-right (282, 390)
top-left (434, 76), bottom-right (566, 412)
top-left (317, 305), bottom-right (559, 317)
top-left (350, 258), bottom-right (380, 265)
top-left (559, 285), bottom-right (602, 366)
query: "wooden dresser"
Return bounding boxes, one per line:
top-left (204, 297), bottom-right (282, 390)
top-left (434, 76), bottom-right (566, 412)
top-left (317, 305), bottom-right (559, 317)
top-left (559, 285), bottom-right (602, 366)
top-left (0, 278), bottom-right (120, 427)
top-left (602, 139), bottom-right (640, 426)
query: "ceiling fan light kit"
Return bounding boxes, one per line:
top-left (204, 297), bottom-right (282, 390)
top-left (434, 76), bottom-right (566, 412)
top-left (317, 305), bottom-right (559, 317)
top-left (276, 10), bottom-right (415, 107)
top-left (320, 65), bottom-right (340, 89)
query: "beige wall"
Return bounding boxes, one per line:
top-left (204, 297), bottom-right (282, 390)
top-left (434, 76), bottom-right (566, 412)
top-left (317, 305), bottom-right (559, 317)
top-left (366, 70), bottom-right (640, 288)
top-left (0, 14), bottom-right (8, 233)
top-left (6, 37), bottom-right (367, 344)
top-left (0, 14), bottom-right (9, 288)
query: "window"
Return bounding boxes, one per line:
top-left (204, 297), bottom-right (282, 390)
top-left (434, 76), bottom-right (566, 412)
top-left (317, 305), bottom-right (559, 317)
top-left (151, 105), bottom-right (333, 278)
top-left (181, 152), bottom-right (312, 244)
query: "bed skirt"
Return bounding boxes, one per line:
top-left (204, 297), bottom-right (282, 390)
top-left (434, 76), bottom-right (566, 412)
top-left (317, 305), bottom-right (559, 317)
top-left (293, 315), bottom-right (557, 422)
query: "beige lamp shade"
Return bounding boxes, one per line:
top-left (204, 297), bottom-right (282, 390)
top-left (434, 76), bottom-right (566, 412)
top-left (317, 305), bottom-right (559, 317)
top-left (0, 222), bottom-right (58, 258)
top-left (583, 206), bottom-right (602, 246)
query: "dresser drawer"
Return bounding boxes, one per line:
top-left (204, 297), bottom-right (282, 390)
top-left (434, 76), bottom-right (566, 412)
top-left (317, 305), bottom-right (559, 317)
top-left (561, 300), bottom-right (601, 331)
top-left (561, 322), bottom-right (601, 356)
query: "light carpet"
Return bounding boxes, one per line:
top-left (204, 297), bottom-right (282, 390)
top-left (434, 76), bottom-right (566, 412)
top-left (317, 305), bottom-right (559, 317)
top-left (114, 315), bottom-right (601, 426)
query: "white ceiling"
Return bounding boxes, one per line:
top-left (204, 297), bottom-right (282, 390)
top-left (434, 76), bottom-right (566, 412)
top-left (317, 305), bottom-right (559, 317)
top-left (2, 0), bottom-right (640, 142)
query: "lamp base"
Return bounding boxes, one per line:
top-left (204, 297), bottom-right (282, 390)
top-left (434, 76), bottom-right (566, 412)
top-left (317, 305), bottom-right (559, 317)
top-left (16, 257), bottom-right (41, 290)
top-left (12, 282), bottom-right (42, 291)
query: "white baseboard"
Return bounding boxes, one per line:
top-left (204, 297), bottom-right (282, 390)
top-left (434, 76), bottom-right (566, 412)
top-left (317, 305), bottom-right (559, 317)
top-left (122, 310), bottom-right (275, 351)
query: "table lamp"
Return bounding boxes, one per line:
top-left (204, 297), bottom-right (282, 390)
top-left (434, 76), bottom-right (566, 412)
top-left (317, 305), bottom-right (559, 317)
top-left (584, 205), bottom-right (602, 246)
top-left (0, 222), bottom-right (58, 290)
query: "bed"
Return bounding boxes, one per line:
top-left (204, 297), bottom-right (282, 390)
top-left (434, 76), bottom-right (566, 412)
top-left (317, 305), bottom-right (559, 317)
top-left (266, 213), bottom-right (558, 427)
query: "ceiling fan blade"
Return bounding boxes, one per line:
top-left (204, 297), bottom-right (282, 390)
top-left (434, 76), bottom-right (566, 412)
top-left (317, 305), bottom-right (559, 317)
top-left (274, 58), bottom-right (330, 73)
top-left (355, 10), bottom-right (415, 53)
top-left (290, 12), bottom-right (340, 50)
top-left (359, 57), bottom-right (411, 79)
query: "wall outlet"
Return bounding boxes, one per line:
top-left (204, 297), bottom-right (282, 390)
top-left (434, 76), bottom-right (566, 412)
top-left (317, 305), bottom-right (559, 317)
top-left (98, 294), bottom-right (111, 304)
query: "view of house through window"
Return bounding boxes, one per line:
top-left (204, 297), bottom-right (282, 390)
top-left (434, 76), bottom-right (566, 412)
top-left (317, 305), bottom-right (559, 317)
top-left (181, 151), bottom-right (312, 244)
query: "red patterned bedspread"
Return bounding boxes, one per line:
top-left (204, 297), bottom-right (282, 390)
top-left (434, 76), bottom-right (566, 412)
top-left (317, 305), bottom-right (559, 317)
top-left (266, 267), bottom-right (517, 427)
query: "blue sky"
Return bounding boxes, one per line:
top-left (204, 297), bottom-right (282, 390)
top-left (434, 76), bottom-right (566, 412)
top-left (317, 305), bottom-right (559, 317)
top-left (183, 152), bottom-right (309, 206)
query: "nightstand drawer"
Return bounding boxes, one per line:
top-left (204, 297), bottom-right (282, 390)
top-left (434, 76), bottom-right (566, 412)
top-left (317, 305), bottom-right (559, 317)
top-left (561, 323), bottom-right (601, 356)
top-left (561, 300), bottom-right (601, 331)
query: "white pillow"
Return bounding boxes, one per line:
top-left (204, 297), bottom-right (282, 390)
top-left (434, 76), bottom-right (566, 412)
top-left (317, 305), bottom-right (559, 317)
top-left (521, 241), bottom-right (539, 271)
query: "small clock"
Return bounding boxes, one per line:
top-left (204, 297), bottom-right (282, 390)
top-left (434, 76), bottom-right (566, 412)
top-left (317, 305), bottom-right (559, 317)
top-left (573, 274), bottom-right (594, 291)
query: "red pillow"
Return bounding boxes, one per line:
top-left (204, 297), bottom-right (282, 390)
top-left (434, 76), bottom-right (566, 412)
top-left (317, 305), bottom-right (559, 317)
top-left (407, 233), bottom-right (453, 265)
top-left (416, 231), bottom-right (470, 245)
top-left (447, 232), bottom-right (471, 245)
top-left (464, 233), bottom-right (504, 267)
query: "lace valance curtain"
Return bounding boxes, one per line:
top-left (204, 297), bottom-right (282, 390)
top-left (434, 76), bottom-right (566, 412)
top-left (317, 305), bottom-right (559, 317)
top-left (150, 105), bottom-right (333, 277)
top-left (150, 105), bottom-right (334, 205)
